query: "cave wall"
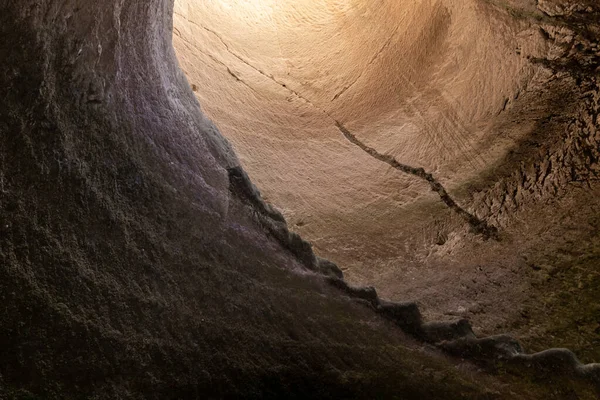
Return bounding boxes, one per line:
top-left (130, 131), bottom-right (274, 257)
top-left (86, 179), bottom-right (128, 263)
top-left (171, 0), bottom-right (600, 352)
top-left (1, 0), bottom-right (599, 398)
top-left (0, 0), bottom-right (543, 398)
top-left (171, 0), bottom-right (550, 282)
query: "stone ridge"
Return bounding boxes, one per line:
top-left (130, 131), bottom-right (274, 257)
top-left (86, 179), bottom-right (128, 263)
top-left (328, 277), bottom-right (600, 391)
top-left (227, 162), bottom-right (599, 392)
top-left (228, 165), bottom-right (343, 277)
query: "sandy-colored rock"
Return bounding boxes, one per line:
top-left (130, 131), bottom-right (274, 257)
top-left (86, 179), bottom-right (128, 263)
top-left (1, 0), bottom-right (599, 398)
top-left (173, 0), bottom-right (600, 361)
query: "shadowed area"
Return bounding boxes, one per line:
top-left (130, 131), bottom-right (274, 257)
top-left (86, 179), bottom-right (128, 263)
top-left (173, 0), bottom-right (600, 365)
top-left (1, 0), bottom-right (600, 398)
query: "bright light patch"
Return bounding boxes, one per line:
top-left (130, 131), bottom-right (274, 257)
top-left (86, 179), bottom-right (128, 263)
top-left (207, 0), bottom-right (276, 22)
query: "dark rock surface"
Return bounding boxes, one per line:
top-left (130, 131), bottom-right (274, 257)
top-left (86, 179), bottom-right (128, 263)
top-left (0, 0), bottom-right (599, 399)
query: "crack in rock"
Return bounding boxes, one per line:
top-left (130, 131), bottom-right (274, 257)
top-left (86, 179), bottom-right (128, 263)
top-left (226, 162), bottom-right (599, 392)
top-left (335, 121), bottom-right (499, 240)
top-left (331, 24), bottom-right (402, 102)
top-left (184, 16), bottom-right (498, 240)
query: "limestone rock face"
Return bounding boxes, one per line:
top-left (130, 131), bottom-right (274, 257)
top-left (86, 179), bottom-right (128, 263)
top-left (173, 0), bottom-right (600, 362)
top-left (0, 0), bottom-right (507, 398)
top-left (173, 0), bottom-right (547, 265)
top-left (1, 0), bottom-right (599, 399)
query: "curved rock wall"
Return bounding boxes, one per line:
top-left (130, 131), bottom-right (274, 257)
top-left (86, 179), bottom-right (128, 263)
top-left (1, 0), bottom-right (599, 398)
top-left (0, 0), bottom-right (559, 398)
top-left (172, 0), bottom-right (600, 355)
top-left (172, 0), bottom-right (548, 281)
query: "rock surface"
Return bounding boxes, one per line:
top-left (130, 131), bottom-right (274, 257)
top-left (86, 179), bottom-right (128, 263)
top-left (0, 0), bottom-right (599, 399)
top-left (174, 0), bottom-right (600, 368)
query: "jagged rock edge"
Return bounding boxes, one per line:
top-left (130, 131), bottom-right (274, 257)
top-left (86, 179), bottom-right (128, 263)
top-left (329, 276), bottom-right (600, 390)
top-left (226, 164), bottom-right (599, 390)
top-left (227, 166), bottom-right (343, 277)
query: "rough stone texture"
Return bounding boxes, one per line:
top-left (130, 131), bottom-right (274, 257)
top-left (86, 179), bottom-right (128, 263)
top-left (1, 0), bottom-right (600, 399)
top-left (172, 0), bottom-right (546, 279)
top-left (171, 0), bottom-right (600, 368)
top-left (0, 0), bottom-right (568, 399)
top-left (328, 276), bottom-right (600, 394)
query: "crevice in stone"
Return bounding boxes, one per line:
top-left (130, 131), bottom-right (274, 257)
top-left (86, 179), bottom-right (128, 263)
top-left (176, 14), bottom-right (500, 239)
top-left (190, 20), bottom-right (499, 240)
top-left (174, 13), bottom-right (281, 84)
top-left (173, 24), bottom-right (260, 95)
top-left (335, 121), bottom-right (500, 240)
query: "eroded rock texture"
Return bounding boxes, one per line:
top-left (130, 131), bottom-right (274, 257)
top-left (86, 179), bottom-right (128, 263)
top-left (1, 0), bottom-right (599, 399)
top-left (173, 0), bottom-right (600, 372)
